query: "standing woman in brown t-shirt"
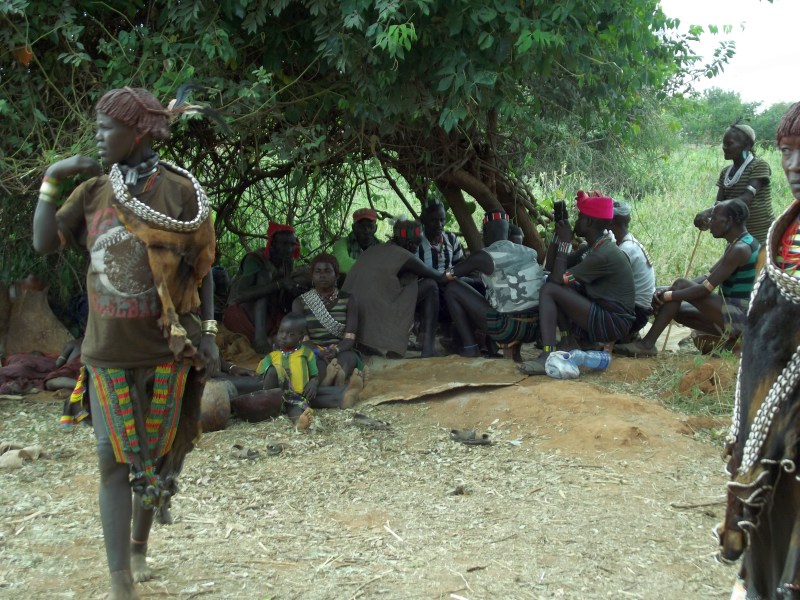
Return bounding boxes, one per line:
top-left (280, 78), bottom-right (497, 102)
top-left (33, 87), bottom-right (219, 600)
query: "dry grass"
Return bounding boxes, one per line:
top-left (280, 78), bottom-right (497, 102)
top-left (1, 368), bottom-right (740, 599)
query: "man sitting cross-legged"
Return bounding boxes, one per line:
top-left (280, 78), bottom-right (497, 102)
top-left (520, 192), bottom-right (636, 375)
top-left (444, 210), bottom-right (544, 360)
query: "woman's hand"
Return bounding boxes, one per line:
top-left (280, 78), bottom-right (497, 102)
top-left (694, 208), bottom-right (712, 231)
top-left (196, 334), bottom-right (221, 381)
top-left (45, 155), bottom-right (103, 181)
top-left (651, 287), bottom-right (671, 311)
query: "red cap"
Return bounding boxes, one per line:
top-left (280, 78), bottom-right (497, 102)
top-left (353, 208), bottom-right (378, 222)
top-left (264, 222), bottom-right (301, 260)
top-left (575, 190), bottom-right (613, 220)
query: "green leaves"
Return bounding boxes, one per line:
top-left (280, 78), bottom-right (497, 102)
top-left (1, 0), bottom-right (734, 288)
top-left (374, 22), bottom-right (417, 58)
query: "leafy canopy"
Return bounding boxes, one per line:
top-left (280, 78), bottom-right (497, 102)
top-left (2, 0), bottom-right (718, 287)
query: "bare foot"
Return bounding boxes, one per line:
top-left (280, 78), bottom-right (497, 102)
top-left (131, 549), bottom-right (152, 583)
top-left (341, 369), bottom-right (364, 408)
top-left (109, 570), bottom-right (139, 600)
top-left (321, 359), bottom-right (339, 386)
top-left (295, 407), bottom-right (314, 430)
top-left (333, 361), bottom-right (346, 386)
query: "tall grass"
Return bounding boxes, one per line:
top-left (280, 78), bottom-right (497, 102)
top-left (622, 145), bottom-right (791, 284)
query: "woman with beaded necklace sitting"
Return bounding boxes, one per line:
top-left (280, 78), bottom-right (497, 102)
top-left (292, 253), bottom-right (362, 386)
top-left (616, 198), bottom-right (760, 358)
top-left (694, 123), bottom-right (773, 245)
top-left (33, 87), bottom-right (219, 600)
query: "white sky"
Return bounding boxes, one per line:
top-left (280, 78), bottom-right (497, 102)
top-left (658, 0), bottom-right (800, 108)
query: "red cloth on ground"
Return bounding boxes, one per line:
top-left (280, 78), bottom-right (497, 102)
top-left (0, 353), bottom-right (58, 394)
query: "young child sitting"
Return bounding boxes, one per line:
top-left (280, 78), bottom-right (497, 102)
top-left (255, 313), bottom-right (365, 429)
top-left (257, 312), bottom-right (318, 429)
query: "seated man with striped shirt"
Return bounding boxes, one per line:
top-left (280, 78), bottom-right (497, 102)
top-left (418, 198), bottom-right (465, 273)
top-left (616, 198), bottom-right (760, 357)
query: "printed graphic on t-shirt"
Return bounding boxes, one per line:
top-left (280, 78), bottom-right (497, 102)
top-left (88, 208), bottom-right (159, 319)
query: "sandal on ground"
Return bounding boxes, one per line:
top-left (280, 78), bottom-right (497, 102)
top-left (266, 443), bottom-right (286, 456)
top-left (450, 429), bottom-right (494, 446)
top-left (518, 356), bottom-right (548, 376)
top-left (231, 444), bottom-right (259, 459)
top-left (613, 341), bottom-right (657, 358)
top-left (351, 412), bottom-right (391, 431)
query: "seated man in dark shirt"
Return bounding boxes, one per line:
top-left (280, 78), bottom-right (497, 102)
top-left (520, 192), bottom-right (635, 374)
top-left (224, 223), bottom-right (304, 353)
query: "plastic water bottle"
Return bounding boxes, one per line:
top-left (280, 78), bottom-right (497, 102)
top-left (567, 349), bottom-right (611, 370)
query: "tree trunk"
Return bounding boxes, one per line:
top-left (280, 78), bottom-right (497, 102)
top-left (496, 181), bottom-right (547, 259)
top-left (436, 180), bottom-right (482, 252)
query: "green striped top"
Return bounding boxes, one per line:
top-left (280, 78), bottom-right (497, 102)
top-left (301, 292), bottom-right (351, 346)
top-left (720, 233), bottom-right (761, 300)
top-left (716, 158), bottom-right (773, 244)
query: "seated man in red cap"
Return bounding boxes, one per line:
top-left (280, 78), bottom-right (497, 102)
top-left (224, 223), bottom-right (305, 353)
top-left (520, 191), bottom-right (636, 374)
top-left (444, 210), bottom-right (544, 359)
top-left (331, 207), bottom-right (381, 277)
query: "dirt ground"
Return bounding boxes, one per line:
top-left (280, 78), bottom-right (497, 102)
top-left (0, 353), bottom-right (740, 600)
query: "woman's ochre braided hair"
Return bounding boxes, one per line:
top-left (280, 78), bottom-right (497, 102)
top-left (95, 87), bottom-right (171, 140)
top-left (776, 101), bottom-right (800, 142)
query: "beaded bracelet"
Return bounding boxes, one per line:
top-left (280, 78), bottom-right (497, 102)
top-left (39, 176), bottom-right (62, 205)
top-left (557, 241), bottom-right (572, 254)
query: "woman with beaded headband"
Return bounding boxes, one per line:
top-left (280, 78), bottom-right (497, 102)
top-left (716, 102), bottom-right (800, 599)
top-left (33, 87), bottom-right (219, 600)
top-left (694, 122), bottom-right (774, 245)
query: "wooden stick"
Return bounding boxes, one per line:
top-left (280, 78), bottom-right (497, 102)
top-left (661, 229), bottom-right (703, 352)
top-left (670, 499), bottom-right (726, 510)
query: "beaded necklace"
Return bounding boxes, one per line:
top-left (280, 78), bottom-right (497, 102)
top-left (722, 153), bottom-right (754, 187)
top-left (318, 287), bottom-right (339, 308)
top-left (109, 160), bottom-right (210, 232)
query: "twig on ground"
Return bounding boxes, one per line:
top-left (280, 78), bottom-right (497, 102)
top-left (448, 568), bottom-right (473, 593)
top-left (383, 522), bottom-right (404, 542)
top-left (350, 570), bottom-right (393, 599)
top-left (670, 499), bottom-right (726, 510)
